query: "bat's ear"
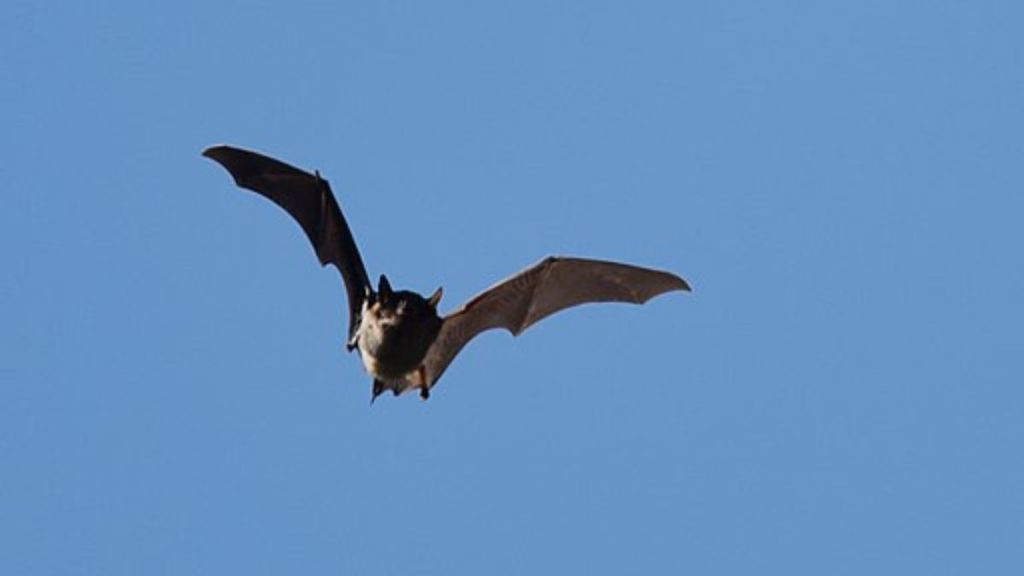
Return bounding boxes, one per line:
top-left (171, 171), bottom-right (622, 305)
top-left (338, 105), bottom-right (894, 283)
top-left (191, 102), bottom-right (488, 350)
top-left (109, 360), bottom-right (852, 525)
top-left (427, 286), bottom-right (443, 309)
top-left (378, 274), bottom-right (393, 301)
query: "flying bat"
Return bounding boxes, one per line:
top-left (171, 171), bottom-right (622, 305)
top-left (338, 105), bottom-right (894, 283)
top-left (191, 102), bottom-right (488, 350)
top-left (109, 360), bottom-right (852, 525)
top-left (203, 145), bottom-right (690, 401)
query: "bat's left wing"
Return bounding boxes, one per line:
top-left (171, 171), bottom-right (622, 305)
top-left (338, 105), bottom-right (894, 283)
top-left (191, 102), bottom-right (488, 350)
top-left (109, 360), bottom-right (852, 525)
top-left (203, 145), bottom-right (372, 346)
top-left (419, 256), bottom-right (689, 390)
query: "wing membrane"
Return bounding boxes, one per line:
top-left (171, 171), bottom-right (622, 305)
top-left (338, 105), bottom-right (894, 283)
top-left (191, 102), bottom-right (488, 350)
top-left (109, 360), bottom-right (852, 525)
top-left (421, 256), bottom-right (689, 388)
top-left (203, 145), bottom-right (371, 345)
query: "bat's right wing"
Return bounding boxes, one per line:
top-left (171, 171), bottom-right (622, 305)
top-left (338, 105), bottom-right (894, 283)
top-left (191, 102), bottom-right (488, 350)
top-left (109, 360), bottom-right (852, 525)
top-left (420, 256), bottom-right (689, 389)
top-left (203, 145), bottom-right (372, 346)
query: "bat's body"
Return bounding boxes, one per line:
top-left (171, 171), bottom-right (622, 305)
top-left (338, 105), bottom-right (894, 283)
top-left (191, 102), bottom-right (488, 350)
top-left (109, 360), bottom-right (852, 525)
top-left (203, 145), bottom-right (690, 401)
top-left (355, 286), bottom-right (443, 397)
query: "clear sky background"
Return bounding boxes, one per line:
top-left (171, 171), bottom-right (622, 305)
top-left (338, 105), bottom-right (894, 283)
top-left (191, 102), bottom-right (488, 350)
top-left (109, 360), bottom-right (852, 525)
top-left (2, 1), bottom-right (1022, 574)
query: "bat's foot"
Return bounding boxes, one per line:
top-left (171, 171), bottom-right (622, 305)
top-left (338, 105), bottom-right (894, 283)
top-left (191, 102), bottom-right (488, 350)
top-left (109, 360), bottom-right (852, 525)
top-left (419, 385), bottom-right (430, 400)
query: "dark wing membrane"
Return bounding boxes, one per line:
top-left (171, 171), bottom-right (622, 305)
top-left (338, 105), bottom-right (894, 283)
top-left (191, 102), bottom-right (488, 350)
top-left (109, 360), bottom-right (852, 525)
top-left (420, 256), bottom-right (689, 388)
top-left (203, 145), bottom-right (371, 343)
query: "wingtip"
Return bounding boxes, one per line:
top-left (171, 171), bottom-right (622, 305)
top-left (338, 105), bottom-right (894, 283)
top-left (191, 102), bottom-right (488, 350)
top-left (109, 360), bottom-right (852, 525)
top-left (655, 269), bottom-right (690, 294)
top-left (201, 145), bottom-right (243, 186)
top-left (638, 273), bottom-right (691, 304)
top-left (201, 144), bottom-right (233, 161)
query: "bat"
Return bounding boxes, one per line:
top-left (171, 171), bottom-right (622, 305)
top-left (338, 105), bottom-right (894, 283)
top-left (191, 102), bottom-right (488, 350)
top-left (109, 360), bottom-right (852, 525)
top-left (203, 145), bottom-right (690, 401)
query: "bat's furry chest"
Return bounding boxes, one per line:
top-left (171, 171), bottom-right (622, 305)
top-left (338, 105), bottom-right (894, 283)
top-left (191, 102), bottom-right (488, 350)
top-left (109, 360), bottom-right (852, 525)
top-left (356, 302), bottom-right (441, 379)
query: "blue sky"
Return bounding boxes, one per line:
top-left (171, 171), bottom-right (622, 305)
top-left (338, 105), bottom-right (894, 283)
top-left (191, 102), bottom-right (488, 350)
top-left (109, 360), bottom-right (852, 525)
top-left (2, 1), bottom-right (1022, 574)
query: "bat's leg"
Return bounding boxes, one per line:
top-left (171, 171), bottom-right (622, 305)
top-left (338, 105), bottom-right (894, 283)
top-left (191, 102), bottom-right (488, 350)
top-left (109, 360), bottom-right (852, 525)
top-left (417, 366), bottom-right (430, 400)
top-left (371, 379), bottom-right (387, 404)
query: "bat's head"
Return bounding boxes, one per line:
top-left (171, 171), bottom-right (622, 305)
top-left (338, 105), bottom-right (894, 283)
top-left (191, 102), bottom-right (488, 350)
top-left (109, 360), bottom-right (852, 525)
top-left (369, 275), bottom-right (443, 327)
